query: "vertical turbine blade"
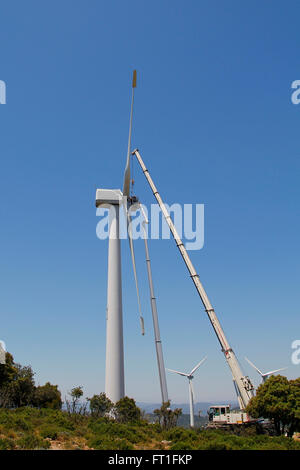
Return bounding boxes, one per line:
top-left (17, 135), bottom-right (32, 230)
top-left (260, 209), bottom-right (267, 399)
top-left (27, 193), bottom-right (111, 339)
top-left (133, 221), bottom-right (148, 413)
top-left (122, 71), bottom-right (143, 334)
top-left (123, 70), bottom-right (137, 198)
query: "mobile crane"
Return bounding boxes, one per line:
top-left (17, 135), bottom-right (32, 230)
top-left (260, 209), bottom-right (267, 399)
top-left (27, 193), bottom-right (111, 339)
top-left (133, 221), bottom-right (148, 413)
top-left (132, 148), bottom-right (257, 427)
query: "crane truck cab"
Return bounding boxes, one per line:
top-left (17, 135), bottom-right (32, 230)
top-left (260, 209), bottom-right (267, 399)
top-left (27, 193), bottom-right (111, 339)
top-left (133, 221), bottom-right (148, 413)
top-left (207, 405), bottom-right (255, 427)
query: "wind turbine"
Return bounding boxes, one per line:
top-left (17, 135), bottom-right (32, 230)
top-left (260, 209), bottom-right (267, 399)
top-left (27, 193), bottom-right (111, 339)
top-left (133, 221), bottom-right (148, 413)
top-left (245, 357), bottom-right (287, 383)
top-left (167, 357), bottom-right (207, 427)
top-left (95, 70), bottom-right (143, 403)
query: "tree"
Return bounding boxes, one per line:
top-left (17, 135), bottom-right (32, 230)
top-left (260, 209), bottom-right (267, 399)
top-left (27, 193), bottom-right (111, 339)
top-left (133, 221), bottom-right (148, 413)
top-left (153, 401), bottom-right (182, 429)
top-left (1, 353), bottom-right (62, 411)
top-left (88, 393), bottom-right (113, 418)
top-left (65, 386), bottom-right (88, 416)
top-left (66, 386), bottom-right (84, 414)
top-left (287, 378), bottom-right (300, 437)
top-left (0, 353), bottom-right (17, 390)
top-left (32, 382), bottom-right (62, 409)
top-left (10, 364), bottom-right (35, 407)
top-left (114, 396), bottom-right (141, 423)
top-left (246, 375), bottom-right (300, 437)
top-left (0, 353), bottom-right (35, 408)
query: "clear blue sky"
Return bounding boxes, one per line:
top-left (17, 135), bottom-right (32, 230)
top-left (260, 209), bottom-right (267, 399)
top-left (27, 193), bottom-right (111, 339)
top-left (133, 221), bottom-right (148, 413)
top-left (0, 1), bottom-right (299, 404)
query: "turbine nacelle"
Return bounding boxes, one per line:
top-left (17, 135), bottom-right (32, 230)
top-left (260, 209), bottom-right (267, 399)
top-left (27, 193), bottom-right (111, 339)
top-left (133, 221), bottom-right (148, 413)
top-left (95, 188), bottom-right (123, 207)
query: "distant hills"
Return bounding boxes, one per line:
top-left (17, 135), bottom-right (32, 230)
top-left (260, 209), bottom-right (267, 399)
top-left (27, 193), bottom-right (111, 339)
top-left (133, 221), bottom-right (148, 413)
top-left (137, 401), bottom-right (239, 415)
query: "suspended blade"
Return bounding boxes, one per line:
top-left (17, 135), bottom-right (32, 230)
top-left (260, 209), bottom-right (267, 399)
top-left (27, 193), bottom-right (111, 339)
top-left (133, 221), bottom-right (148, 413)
top-left (127, 209), bottom-right (145, 335)
top-left (122, 148), bottom-right (131, 199)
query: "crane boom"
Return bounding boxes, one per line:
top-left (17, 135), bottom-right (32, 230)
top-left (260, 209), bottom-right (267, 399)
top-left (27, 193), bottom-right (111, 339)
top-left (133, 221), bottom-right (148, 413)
top-left (132, 148), bottom-right (255, 410)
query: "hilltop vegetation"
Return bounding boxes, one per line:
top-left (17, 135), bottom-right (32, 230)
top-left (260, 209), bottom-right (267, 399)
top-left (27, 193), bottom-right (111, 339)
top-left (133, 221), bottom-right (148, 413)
top-left (1, 407), bottom-right (300, 450)
top-left (146, 412), bottom-right (207, 428)
top-left (0, 352), bottom-right (300, 450)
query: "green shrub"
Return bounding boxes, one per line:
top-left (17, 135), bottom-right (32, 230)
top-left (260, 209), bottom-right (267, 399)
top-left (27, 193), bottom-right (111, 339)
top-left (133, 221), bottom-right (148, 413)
top-left (32, 382), bottom-right (62, 410)
top-left (88, 393), bottom-right (113, 418)
top-left (170, 440), bottom-right (196, 450)
top-left (17, 433), bottom-right (51, 450)
top-left (114, 397), bottom-right (141, 424)
top-left (200, 441), bottom-right (233, 450)
top-left (151, 422), bottom-right (162, 433)
top-left (89, 436), bottom-right (134, 450)
top-left (1, 406), bottom-right (300, 451)
top-left (40, 426), bottom-right (58, 440)
top-left (166, 427), bottom-right (198, 442)
top-left (0, 410), bottom-right (18, 427)
top-left (47, 411), bottom-right (75, 431)
top-left (0, 438), bottom-right (16, 450)
top-left (14, 416), bottom-right (33, 431)
top-left (88, 420), bottom-right (147, 444)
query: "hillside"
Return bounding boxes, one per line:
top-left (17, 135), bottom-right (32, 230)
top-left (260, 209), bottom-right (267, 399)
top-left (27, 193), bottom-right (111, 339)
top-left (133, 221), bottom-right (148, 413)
top-left (138, 401), bottom-right (239, 415)
top-left (1, 408), bottom-right (300, 450)
top-left (146, 413), bottom-right (207, 428)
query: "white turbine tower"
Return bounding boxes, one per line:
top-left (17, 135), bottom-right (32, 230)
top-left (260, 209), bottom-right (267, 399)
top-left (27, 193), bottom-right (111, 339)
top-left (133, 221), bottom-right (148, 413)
top-left (245, 357), bottom-right (287, 383)
top-left (167, 357), bottom-right (207, 427)
top-left (95, 71), bottom-right (142, 403)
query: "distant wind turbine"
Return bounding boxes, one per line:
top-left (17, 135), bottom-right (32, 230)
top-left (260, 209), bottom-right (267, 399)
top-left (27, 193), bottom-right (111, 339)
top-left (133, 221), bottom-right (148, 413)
top-left (245, 357), bottom-right (287, 383)
top-left (167, 357), bottom-right (207, 427)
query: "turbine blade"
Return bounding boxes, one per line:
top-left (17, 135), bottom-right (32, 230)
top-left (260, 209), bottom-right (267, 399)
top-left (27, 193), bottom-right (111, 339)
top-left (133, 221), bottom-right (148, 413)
top-left (123, 70), bottom-right (136, 198)
top-left (122, 155), bottom-right (130, 199)
top-left (127, 209), bottom-right (145, 335)
top-left (166, 368), bottom-right (189, 377)
top-left (264, 367), bottom-right (287, 377)
top-left (190, 356), bottom-right (207, 376)
top-left (245, 357), bottom-right (263, 376)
